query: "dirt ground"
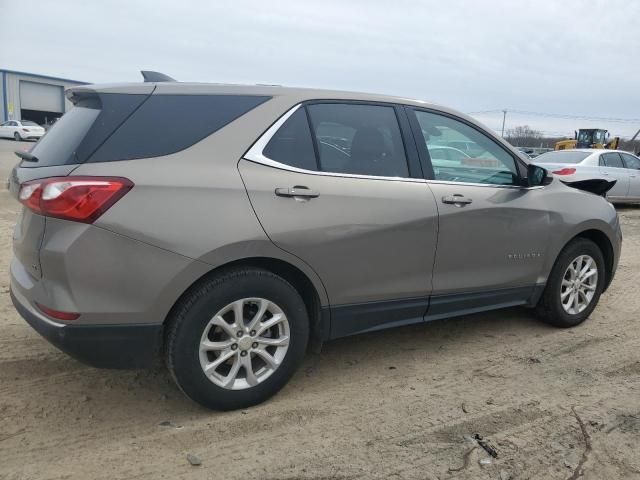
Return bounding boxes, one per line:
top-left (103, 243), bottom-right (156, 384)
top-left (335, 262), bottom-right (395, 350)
top-left (0, 138), bottom-right (639, 480)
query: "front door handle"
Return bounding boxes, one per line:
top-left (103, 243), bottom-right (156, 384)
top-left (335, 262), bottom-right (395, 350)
top-left (442, 194), bottom-right (473, 205)
top-left (275, 186), bottom-right (320, 198)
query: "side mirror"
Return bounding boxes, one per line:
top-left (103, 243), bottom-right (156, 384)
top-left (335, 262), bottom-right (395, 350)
top-left (527, 164), bottom-right (548, 187)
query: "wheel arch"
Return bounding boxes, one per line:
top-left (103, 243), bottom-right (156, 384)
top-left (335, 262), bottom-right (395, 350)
top-left (163, 256), bottom-right (330, 352)
top-left (553, 228), bottom-right (615, 291)
top-left (571, 229), bottom-right (615, 291)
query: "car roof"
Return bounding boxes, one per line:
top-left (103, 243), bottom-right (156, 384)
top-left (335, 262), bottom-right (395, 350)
top-left (68, 81), bottom-right (466, 121)
top-left (555, 149), bottom-right (634, 155)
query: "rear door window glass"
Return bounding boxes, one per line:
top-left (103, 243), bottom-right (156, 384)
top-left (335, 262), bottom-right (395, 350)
top-left (263, 108), bottom-right (317, 171)
top-left (306, 103), bottom-right (409, 177)
top-left (601, 152), bottom-right (624, 168)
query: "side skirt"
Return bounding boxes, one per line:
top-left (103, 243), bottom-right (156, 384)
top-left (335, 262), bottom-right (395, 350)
top-left (326, 285), bottom-right (545, 340)
top-left (425, 285), bottom-right (541, 321)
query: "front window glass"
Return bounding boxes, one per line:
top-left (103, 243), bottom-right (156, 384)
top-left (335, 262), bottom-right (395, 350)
top-left (413, 110), bottom-right (517, 185)
top-left (621, 153), bottom-right (640, 170)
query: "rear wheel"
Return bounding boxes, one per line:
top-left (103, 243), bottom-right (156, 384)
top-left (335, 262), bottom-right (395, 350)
top-left (165, 267), bottom-right (309, 410)
top-left (536, 238), bottom-right (605, 327)
top-left (14, 132), bottom-right (21, 141)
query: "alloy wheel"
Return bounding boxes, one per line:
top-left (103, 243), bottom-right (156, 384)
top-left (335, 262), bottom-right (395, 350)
top-left (560, 254), bottom-right (598, 315)
top-left (198, 298), bottom-right (290, 390)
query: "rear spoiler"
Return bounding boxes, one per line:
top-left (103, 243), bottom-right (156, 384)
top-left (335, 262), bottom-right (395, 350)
top-left (64, 71), bottom-right (175, 104)
top-left (561, 178), bottom-right (617, 196)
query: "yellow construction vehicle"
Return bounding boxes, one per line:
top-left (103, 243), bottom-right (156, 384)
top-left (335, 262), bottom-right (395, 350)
top-left (555, 128), bottom-right (620, 150)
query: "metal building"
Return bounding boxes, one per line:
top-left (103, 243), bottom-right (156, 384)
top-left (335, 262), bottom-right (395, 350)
top-left (0, 69), bottom-right (86, 126)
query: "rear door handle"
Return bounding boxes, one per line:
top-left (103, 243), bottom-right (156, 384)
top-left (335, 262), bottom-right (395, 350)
top-left (442, 194), bottom-right (473, 205)
top-left (275, 186), bottom-right (320, 198)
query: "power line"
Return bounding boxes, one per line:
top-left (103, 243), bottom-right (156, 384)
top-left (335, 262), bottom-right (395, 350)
top-left (468, 109), bottom-right (640, 124)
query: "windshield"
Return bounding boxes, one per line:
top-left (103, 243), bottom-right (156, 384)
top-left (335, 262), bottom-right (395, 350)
top-left (534, 151), bottom-right (591, 164)
top-left (577, 130), bottom-right (593, 144)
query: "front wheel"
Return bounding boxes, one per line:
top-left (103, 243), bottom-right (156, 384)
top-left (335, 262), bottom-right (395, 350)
top-left (536, 238), bottom-right (605, 327)
top-left (165, 268), bottom-right (309, 410)
top-left (14, 132), bottom-right (21, 141)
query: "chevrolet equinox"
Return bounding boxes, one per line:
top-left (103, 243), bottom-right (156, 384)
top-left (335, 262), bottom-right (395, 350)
top-left (9, 72), bottom-right (621, 410)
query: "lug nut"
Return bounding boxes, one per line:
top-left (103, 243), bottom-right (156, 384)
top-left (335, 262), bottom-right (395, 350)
top-left (252, 342), bottom-right (258, 349)
top-left (250, 330), bottom-right (256, 336)
top-left (240, 351), bottom-right (248, 357)
top-left (237, 331), bottom-right (244, 338)
top-left (231, 344), bottom-right (238, 350)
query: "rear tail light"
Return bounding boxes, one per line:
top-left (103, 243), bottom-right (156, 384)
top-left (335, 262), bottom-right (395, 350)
top-left (552, 168), bottom-right (576, 175)
top-left (35, 302), bottom-right (80, 321)
top-left (18, 176), bottom-right (133, 223)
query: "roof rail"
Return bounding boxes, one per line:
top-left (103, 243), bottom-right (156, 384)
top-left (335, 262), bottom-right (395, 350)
top-left (140, 71), bottom-right (176, 82)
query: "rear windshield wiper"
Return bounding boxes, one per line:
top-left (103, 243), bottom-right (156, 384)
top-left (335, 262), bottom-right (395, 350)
top-left (14, 151), bottom-right (38, 162)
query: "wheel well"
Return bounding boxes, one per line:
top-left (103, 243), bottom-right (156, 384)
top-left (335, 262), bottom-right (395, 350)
top-left (573, 229), bottom-right (615, 290)
top-left (166, 257), bottom-right (325, 349)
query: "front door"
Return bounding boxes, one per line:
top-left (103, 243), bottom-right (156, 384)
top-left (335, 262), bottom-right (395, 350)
top-left (599, 152), bottom-right (630, 200)
top-left (406, 107), bottom-right (550, 318)
top-left (240, 102), bottom-right (438, 337)
top-left (620, 152), bottom-right (640, 200)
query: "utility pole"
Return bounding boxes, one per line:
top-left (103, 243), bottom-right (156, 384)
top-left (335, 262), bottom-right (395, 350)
top-left (501, 109), bottom-right (507, 137)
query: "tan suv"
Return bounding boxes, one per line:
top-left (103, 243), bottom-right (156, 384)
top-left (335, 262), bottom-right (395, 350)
top-left (9, 73), bottom-right (621, 410)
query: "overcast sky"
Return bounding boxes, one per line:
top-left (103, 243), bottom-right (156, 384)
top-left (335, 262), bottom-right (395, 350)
top-left (1, 0), bottom-right (639, 138)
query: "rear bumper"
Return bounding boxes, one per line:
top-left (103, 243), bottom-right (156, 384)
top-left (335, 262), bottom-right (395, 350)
top-left (10, 287), bottom-right (163, 369)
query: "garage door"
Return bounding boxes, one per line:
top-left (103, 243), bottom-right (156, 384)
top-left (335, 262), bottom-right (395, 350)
top-left (20, 81), bottom-right (64, 113)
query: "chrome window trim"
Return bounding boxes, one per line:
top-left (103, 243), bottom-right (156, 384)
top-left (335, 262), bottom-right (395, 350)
top-left (244, 103), bottom-right (544, 191)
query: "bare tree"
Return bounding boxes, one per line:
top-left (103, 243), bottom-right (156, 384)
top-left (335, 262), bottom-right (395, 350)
top-left (505, 125), bottom-right (543, 147)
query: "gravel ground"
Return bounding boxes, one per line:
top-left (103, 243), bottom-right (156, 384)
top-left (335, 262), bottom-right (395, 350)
top-left (0, 139), bottom-right (639, 480)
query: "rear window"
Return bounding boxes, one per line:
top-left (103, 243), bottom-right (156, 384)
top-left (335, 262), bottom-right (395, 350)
top-left (26, 98), bottom-right (102, 168)
top-left (534, 151), bottom-right (591, 164)
top-left (90, 95), bottom-right (270, 162)
top-left (23, 93), bottom-right (270, 167)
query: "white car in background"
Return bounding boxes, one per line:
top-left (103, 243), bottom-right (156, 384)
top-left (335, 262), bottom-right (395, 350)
top-left (0, 120), bottom-right (46, 141)
top-left (534, 149), bottom-right (640, 203)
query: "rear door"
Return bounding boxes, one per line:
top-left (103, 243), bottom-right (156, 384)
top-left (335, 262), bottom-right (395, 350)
top-left (406, 107), bottom-right (550, 317)
top-left (0, 121), bottom-right (10, 138)
top-left (240, 102), bottom-right (438, 337)
top-left (620, 153), bottom-right (640, 199)
top-left (599, 152), bottom-right (630, 200)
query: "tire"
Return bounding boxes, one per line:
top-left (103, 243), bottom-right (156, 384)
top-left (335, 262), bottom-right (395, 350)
top-left (536, 238), bottom-right (606, 328)
top-left (14, 132), bottom-right (21, 141)
top-left (165, 267), bottom-right (309, 410)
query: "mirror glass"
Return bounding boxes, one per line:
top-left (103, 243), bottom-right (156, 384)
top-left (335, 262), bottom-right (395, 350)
top-left (527, 164), bottom-right (547, 186)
